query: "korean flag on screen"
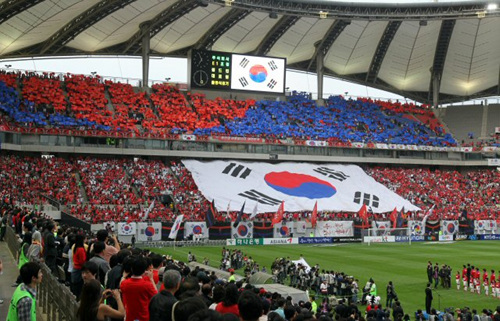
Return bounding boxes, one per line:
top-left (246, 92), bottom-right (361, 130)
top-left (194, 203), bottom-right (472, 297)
top-left (231, 54), bottom-right (285, 93)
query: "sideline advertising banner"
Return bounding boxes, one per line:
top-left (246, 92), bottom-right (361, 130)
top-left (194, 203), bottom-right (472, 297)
top-left (263, 238), bottom-right (299, 245)
top-left (439, 235), bottom-right (453, 241)
top-left (363, 236), bottom-right (396, 243)
top-left (299, 237), bottom-right (333, 244)
top-left (226, 238), bottom-right (263, 246)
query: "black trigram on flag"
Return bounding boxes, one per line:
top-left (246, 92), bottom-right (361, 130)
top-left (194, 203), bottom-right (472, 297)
top-left (267, 79), bottom-right (277, 89)
top-left (222, 163), bottom-right (252, 179)
top-left (313, 167), bottom-right (349, 182)
top-left (268, 60), bottom-right (278, 71)
top-left (239, 57), bottom-right (249, 68)
top-left (239, 77), bottom-right (249, 87)
top-left (238, 189), bottom-right (281, 206)
top-left (353, 191), bottom-right (379, 208)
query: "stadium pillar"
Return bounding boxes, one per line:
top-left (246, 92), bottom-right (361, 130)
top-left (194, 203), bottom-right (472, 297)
top-left (432, 73), bottom-right (440, 108)
top-left (316, 48), bottom-right (324, 106)
top-left (140, 21), bottom-right (151, 93)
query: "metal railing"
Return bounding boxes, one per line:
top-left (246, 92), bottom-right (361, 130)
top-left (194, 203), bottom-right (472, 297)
top-left (5, 227), bottom-right (79, 321)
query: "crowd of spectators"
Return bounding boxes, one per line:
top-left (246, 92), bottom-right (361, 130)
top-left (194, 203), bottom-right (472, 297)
top-left (365, 167), bottom-right (500, 220)
top-left (193, 92), bottom-right (456, 147)
top-left (2, 199), bottom-right (345, 321)
top-left (0, 71), bottom-right (465, 148)
top-left (1, 153), bottom-right (500, 223)
top-left (0, 155), bottom-right (80, 205)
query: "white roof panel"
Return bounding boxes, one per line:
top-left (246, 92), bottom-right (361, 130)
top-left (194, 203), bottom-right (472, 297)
top-left (68, 0), bottom-right (175, 52)
top-left (269, 17), bottom-right (333, 64)
top-left (0, 0), bottom-right (98, 55)
top-left (213, 11), bottom-right (279, 54)
top-left (378, 20), bottom-right (440, 92)
top-left (151, 5), bottom-right (230, 54)
top-left (441, 17), bottom-right (500, 96)
top-left (325, 21), bottom-right (386, 75)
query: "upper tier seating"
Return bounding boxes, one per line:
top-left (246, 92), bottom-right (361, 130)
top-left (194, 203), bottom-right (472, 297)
top-left (0, 71), bottom-right (456, 147)
top-left (194, 92), bottom-right (456, 146)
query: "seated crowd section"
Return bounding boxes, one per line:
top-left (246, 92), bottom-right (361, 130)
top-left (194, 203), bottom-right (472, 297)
top-left (0, 70), bottom-right (456, 147)
top-left (0, 154), bottom-right (499, 223)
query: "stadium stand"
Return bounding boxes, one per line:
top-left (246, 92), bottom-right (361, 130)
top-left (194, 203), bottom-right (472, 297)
top-left (0, 72), bottom-right (457, 147)
top-left (366, 167), bottom-right (500, 220)
top-left (1, 154), bottom-right (499, 223)
top-left (440, 105), bottom-right (484, 144)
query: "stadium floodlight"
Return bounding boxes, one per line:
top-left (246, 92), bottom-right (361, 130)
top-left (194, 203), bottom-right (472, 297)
top-left (165, 77), bottom-right (171, 82)
top-left (419, 20), bottom-right (427, 26)
top-left (91, 71), bottom-right (97, 76)
top-left (269, 11), bottom-right (278, 19)
top-left (319, 11), bottom-right (328, 19)
top-left (224, 0), bottom-right (234, 7)
top-left (487, 3), bottom-right (498, 10)
top-left (5, 64), bottom-right (12, 68)
top-left (198, 0), bottom-right (209, 7)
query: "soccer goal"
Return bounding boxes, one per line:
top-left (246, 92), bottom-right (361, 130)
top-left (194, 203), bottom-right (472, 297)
top-left (364, 227), bottom-right (412, 245)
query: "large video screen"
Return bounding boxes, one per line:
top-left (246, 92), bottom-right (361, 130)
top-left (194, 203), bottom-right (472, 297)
top-left (231, 54), bottom-right (286, 94)
top-left (189, 49), bottom-right (286, 94)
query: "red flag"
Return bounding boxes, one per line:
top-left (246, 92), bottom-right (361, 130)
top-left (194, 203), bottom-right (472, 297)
top-left (311, 201), bottom-right (318, 228)
top-left (390, 207), bottom-right (398, 229)
top-left (272, 201), bottom-right (284, 226)
top-left (358, 204), bottom-right (368, 227)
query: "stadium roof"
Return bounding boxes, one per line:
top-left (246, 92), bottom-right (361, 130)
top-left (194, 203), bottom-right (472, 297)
top-left (0, 0), bottom-right (499, 104)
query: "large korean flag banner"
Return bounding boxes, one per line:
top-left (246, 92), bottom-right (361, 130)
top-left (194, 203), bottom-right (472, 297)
top-left (316, 221), bottom-right (353, 237)
top-left (441, 220), bottom-right (458, 235)
top-left (183, 160), bottom-right (420, 214)
top-left (409, 220), bottom-right (424, 235)
top-left (117, 222), bottom-right (136, 236)
top-left (137, 222), bottom-right (162, 241)
top-left (231, 54), bottom-right (285, 93)
top-left (231, 221), bottom-right (254, 239)
top-left (273, 222), bottom-right (294, 238)
top-left (184, 222), bottom-right (209, 239)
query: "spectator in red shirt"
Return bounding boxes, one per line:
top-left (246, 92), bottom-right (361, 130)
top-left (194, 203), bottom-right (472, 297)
top-left (215, 283), bottom-right (240, 317)
top-left (71, 234), bottom-right (87, 300)
top-left (120, 256), bottom-right (158, 321)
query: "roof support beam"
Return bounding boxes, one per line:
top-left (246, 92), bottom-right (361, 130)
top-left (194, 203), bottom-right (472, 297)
top-left (0, 0), bottom-right (44, 25)
top-left (38, 0), bottom-right (136, 55)
top-left (428, 19), bottom-right (455, 106)
top-left (253, 15), bottom-right (299, 56)
top-left (195, 8), bottom-right (251, 50)
top-left (365, 21), bottom-right (401, 83)
top-left (307, 19), bottom-right (350, 71)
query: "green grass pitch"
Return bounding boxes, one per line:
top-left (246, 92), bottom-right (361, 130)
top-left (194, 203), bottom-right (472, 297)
top-left (151, 241), bottom-right (500, 314)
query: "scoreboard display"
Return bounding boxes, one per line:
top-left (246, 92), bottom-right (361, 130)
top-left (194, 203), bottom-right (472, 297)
top-left (189, 49), bottom-right (286, 94)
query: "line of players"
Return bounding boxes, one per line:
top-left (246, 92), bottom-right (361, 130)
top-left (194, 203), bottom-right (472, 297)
top-left (456, 264), bottom-right (500, 297)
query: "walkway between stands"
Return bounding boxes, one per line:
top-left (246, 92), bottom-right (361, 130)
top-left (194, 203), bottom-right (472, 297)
top-left (0, 240), bottom-right (16, 320)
